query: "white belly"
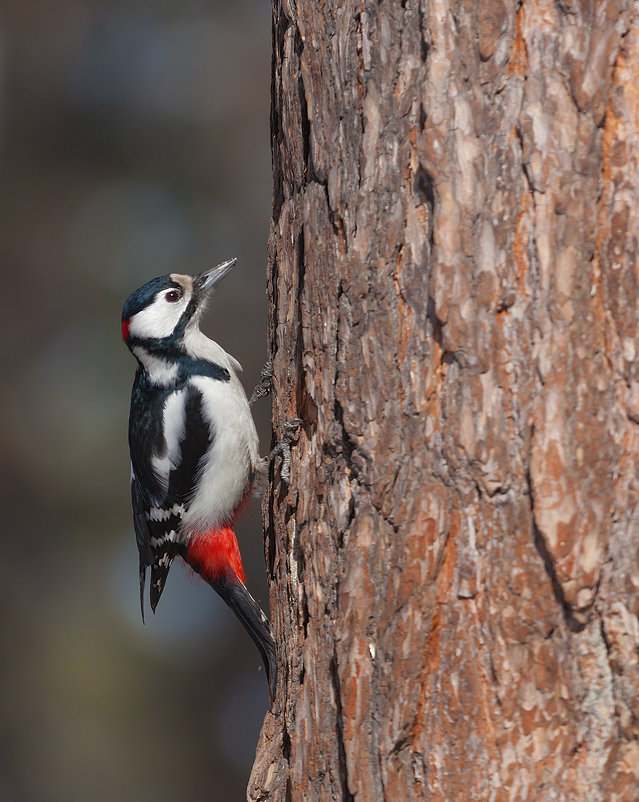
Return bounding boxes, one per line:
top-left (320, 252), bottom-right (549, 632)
top-left (181, 373), bottom-right (259, 536)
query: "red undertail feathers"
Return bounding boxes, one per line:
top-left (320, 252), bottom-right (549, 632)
top-left (184, 526), bottom-right (246, 585)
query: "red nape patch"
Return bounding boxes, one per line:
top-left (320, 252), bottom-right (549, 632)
top-left (121, 319), bottom-right (130, 341)
top-left (185, 527), bottom-right (246, 585)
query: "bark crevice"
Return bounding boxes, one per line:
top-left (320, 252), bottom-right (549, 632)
top-left (330, 652), bottom-right (355, 802)
top-left (528, 468), bottom-right (588, 633)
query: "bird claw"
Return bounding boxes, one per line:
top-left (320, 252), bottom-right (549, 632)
top-left (269, 418), bottom-right (303, 484)
top-left (249, 359), bottom-right (274, 407)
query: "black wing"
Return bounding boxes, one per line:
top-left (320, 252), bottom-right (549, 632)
top-left (129, 376), bottom-right (212, 615)
top-left (131, 472), bottom-right (153, 621)
top-left (128, 368), bottom-right (167, 507)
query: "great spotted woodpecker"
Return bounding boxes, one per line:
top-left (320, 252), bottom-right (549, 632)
top-left (122, 259), bottom-right (276, 699)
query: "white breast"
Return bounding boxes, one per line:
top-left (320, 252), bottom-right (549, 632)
top-left (181, 372), bottom-right (259, 536)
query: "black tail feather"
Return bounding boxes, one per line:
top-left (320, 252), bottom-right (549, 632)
top-left (211, 574), bottom-right (277, 702)
top-left (139, 560), bottom-right (147, 624)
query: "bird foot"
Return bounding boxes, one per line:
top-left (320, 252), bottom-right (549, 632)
top-left (249, 359), bottom-right (273, 407)
top-left (269, 418), bottom-right (303, 484)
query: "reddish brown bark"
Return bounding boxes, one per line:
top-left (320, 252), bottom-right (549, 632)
top-left (250, 1), bottom-right (639, 799)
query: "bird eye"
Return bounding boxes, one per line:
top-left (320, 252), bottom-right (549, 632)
top-left (165, 289), bottom-right (182, 303)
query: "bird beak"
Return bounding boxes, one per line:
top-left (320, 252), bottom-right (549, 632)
top-left (196, 258), bottom-right (237, 293)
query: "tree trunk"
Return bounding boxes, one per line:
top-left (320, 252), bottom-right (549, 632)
top-left (250, 1), bottom-right (639, 799)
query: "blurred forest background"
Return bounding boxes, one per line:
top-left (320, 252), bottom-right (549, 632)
top-left (0, 1), bottom-right (273, 799)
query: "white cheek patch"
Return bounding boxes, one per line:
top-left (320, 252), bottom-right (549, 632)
top-left (128, 288), bottom-right (191, 340)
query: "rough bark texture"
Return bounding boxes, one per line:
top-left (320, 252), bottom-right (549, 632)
top-left (250, 1), bottom-right (639, 799)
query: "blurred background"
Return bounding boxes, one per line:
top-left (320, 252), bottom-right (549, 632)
top-left (0, 1), bottom-right (273, 799)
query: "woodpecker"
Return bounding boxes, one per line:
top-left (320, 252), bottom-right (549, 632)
top-left (122, 259), bottom-right (276, 700)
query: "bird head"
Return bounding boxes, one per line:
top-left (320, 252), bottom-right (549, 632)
top-left (121, 258), bottom-right (236, 350)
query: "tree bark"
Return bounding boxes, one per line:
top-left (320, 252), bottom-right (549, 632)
top-left (250, 1), bottom-right (639, 799)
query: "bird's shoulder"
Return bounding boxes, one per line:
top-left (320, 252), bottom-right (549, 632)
top-left (182, 328), bottom-right (243, 374)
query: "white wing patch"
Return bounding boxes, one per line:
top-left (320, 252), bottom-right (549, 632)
top-left (146, 504), bottom-right (185, 523)
top-left (149, 529), bottom-right (178, 548)
top-left (151, 389), bottom-right (187, 491)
